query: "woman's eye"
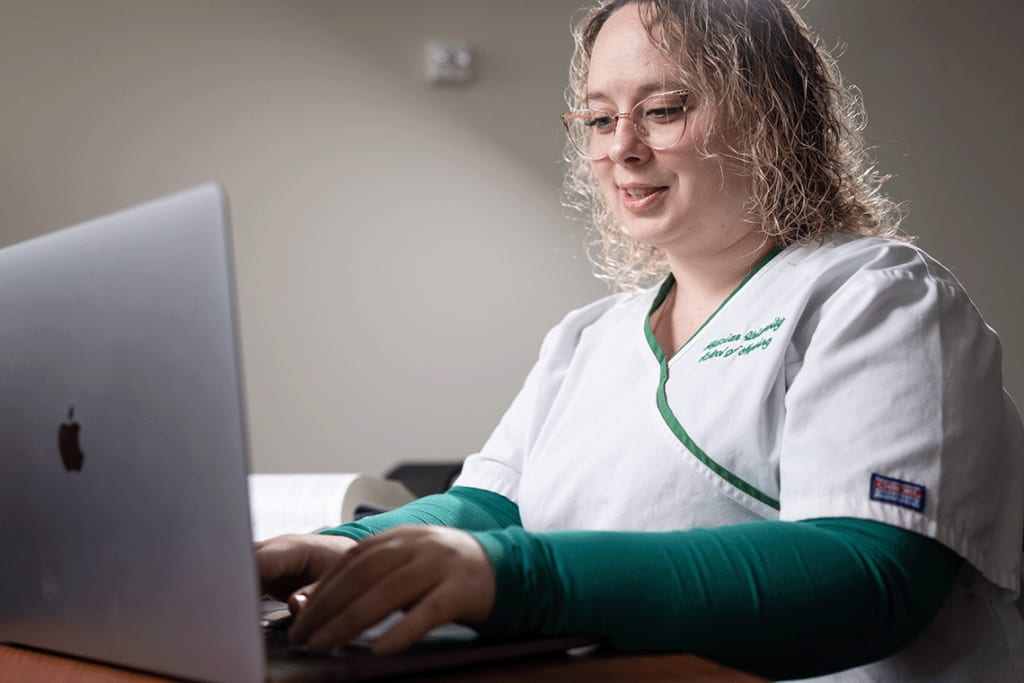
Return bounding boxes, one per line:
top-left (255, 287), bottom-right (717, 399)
top-left (586, 115), bottom-right (615, 131)
top-left (644, 106), bottom-right (685, 122)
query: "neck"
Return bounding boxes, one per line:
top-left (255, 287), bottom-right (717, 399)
top-left (650, 230), bottom-right (776, 357)
top-left (663, 229), bottom-right (775, 302)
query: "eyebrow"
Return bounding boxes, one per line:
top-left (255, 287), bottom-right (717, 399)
top-left (585, 82), bottom-right (687, 107)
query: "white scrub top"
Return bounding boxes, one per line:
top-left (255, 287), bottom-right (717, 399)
top-left (455, 235), bottom-right (1024, 681)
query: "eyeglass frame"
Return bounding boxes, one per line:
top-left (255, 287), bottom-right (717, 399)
top-left (560, 89), bottom-right (691, 160)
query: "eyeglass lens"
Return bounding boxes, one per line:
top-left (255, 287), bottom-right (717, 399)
top-left (563, 91), bottom-right (687, 160)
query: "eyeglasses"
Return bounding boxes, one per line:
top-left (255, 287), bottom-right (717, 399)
top-left (561, 90), bottom-right (689, 160)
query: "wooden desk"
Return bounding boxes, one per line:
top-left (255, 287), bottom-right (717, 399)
top-left (0, 643), bottom-right (767, 682)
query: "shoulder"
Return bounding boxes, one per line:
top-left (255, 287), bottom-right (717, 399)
top-left (779, 235), bottom-right (966, 294)
top-left (768, 236), bottom-right (987, 336)
top-left (538, 287), bottom-right (655, 356)
top-left (772, 236), bottom-right (1005, 401)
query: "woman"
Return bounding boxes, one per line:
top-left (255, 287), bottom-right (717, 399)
top-left (258, 1), bottom-right (1024, 679)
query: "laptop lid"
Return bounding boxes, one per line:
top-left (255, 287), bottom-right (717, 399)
top-left (0, 184), bottom-right (266, 682)
top-left (0, 184), bottom-right (599, 682)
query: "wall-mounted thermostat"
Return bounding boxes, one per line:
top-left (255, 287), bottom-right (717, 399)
top-left (426, 41), bottom-right (475, 85)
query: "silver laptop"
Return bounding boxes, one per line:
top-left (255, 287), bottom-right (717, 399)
top-left (0, 185), bottom-right (594, 682)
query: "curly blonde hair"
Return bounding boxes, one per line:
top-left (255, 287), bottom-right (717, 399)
top-left (564, 0), bottom-right (906, 290)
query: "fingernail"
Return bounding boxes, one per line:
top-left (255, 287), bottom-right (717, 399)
top-left (288, 593), bottom-right (307, 621)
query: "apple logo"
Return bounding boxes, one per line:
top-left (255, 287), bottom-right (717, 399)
top-left (58, 406), bottom-right (85, 472)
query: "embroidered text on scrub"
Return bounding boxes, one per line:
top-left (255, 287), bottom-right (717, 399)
top-left (699, 316), bottom-right (786, 363)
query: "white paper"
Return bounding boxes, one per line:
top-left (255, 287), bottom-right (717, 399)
top-left (247, 473), bottom-right (415, 541)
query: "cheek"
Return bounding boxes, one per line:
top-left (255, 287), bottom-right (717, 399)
top-left (591, 161), bottom-right (618, 204)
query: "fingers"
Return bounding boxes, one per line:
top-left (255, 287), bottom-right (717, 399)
top-left (286, 527), bottom-right (495, 655)
top-left (289, 534), bottom-right (423, 648)
top-left (255, 533), bottom-right (356, 602)
top-left (301, 557), bottom-right (443, 653)
top-left (370, 584), bottom-right (456, 655)
top-left (288, 585), bottom-right (312, 614)
top-left (255, 534), bottom-right (309, 601)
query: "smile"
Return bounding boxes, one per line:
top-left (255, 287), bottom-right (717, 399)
top-left (620, 186), bottom-right (667, 211)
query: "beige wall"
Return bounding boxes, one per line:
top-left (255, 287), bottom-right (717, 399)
top-left (2, 1), bottom-right (1021, 475)
top-left (802, 0), bottom-right (1024, 420)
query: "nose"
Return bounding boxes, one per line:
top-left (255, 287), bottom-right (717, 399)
top-left (606, 116), bottom-right (651, 165)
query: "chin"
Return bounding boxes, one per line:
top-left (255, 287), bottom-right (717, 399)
top-left (621, 220), bottom-right (677, 247)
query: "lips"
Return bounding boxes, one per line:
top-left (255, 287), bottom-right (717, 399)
top-left (619, 185), bottom-right (667, 211)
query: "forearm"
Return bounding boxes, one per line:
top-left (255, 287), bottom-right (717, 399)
top-left (320, 486), bottom-right (521, 541)
top-left (472, 518), bottom-right (961, 680)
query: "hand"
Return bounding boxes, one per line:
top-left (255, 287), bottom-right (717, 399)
top-left (287, 525), bottom-right (496, 655)
top-left (255, 533), bottom-right (358, 604)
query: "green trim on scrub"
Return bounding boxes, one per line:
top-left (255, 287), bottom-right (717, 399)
top-left (644, 247), bottom-right (783, 510)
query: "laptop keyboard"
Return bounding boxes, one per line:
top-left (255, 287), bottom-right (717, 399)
top-left (260, 602), bottom-right (479, 658)
top-left (262, 608), bottom-right (297, 654)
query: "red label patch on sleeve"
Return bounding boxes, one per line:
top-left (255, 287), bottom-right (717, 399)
top-left (870, 473), bottom-right (926, 513)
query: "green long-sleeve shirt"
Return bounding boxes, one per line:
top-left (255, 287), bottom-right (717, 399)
top-left (322, 486), bottom-right (961, 680)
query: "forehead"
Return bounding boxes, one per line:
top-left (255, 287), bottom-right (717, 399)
top-left (586, 5), bottom-right (683, 101)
